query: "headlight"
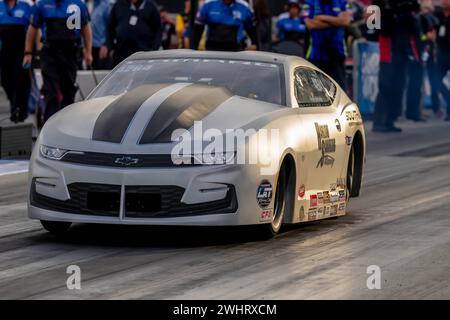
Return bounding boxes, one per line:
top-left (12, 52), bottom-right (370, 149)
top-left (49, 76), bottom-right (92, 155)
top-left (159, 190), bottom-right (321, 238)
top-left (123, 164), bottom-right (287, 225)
top-left (39, 145), bottom-right (69, 160)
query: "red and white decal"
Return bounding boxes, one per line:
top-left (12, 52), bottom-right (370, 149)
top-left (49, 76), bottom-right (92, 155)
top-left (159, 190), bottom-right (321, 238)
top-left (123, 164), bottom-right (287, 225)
top-left (310, 195), bottom-right (318, 207)
top-left (298, 184), bottom-right (306, 199)
top-left (260, 209), bottom-right (273, 222)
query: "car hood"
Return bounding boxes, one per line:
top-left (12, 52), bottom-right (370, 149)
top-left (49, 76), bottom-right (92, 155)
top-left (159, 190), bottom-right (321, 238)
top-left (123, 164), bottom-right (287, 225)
top-left (40, 84), bottom-right (287, 154)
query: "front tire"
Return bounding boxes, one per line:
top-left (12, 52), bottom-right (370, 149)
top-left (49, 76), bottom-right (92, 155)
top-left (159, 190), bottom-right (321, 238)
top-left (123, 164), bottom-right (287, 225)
top-left (40, 220), bottom-right (71, 235)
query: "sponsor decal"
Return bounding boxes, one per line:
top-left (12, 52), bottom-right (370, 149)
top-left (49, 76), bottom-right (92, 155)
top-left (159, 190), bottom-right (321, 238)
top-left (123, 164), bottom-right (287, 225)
top-left (346, 110), bottom-right (363, 127)
top-left (321, 139), bottom-right (336, 153)
top-left (317, 192), bottom-right (324, 205)
top-left (310, 194), bottom-right (318, 207)
top-left (260, 209), bottom-right (273, 222)
top-left (298, 184), bottom-right (306, 199)
top-left (318, 207), bottom-right (324, 216)
top-left (256, 181), bottom-right (273, 209)
top-left (315, 123), bottom-right (330, 143)
top-left (338, 202), bottom-right (346, 214)
top-left (330, 205), bottom-right (338, 216)
top-left (330, 191), bottom-right (340, 203)
top-left (335, 119), bottom-right (342, 132)
top-left (345, 136), bottom-right (353, 146)
top-left (323, 206), bottom-right (329, 217)
top-left (323, 191), bottom-right (330, 205)
top-left (339, 190), bottom-right (346, 202)
top-left (308, 208), bottom-right (317, 221)
top-left (315, 123), bottom-right (335, 168)
top-left (346, 110), bottom-right (362, 122)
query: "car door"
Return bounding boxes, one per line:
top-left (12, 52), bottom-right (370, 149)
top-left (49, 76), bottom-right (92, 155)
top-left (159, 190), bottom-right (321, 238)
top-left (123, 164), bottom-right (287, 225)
top-left (293, 67), bottom-right (345, 218)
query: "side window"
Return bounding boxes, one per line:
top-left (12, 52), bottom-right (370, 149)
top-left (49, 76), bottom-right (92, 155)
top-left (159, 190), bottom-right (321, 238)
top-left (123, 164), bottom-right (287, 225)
top-left (294, 68), bottom-right (332, 107)
top-left (317, 71), bottom-right (337, 102)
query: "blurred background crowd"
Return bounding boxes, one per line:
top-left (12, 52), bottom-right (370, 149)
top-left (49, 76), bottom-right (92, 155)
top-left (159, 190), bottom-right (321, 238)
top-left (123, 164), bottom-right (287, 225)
top-left (0, 0), bottom-right (449, 133)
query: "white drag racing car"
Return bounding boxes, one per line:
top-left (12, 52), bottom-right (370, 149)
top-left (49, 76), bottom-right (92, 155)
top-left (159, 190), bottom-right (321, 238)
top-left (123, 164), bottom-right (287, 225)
top-left (28, 50), bottom-right (365, 237)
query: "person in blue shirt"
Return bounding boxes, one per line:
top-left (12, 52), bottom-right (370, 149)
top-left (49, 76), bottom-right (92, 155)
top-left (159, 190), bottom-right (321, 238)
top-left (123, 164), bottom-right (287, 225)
top-left (192, 0), bottom-right (257, 51)
top-left (0, 0), bottom-right (32, 122)
top-left (304, 0), bottom-right (352, 89)
top-left (274, 0), bottom-right (307, 57)
top-left (23, 0), bottom-right (93, 122)
top-left (276, 0), bottom-right (307, 43)
top-left (89, 0), bottom-right (113, 69)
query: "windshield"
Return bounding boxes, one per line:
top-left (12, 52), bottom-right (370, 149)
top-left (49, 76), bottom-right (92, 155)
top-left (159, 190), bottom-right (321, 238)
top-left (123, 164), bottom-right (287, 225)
top-left (90, 59), bottom-right (285, 106)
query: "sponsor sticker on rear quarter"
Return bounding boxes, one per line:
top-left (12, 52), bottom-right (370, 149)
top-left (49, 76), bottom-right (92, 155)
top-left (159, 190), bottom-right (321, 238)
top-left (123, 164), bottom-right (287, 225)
top-left (308, 208), bottom-right (317, 221)
top-left (339, 190), bottom-right (346, 202)
top-left (330, 191), bottom-right (340, 203)
top-left (331, 205), bottom-right (338, 216)
top-left (338, 202), bottom-right (346, 214)
top-left (323, 191), bottom-right (330, 204)
top-left (318, 207), bottom-right (324, 217)
top-left (310, 194), bottom-right (318, 207)
top-left (317, 192), bottom-right (324, 205)
top-left (298, 184), bottom-right (306, 199)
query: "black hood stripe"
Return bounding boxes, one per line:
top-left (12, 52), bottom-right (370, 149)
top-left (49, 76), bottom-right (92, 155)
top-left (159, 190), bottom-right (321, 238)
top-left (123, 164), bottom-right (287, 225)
top-left (92, 84), bottom-right (170, 143)
top-left (138, 85), bottom-right (232, 144)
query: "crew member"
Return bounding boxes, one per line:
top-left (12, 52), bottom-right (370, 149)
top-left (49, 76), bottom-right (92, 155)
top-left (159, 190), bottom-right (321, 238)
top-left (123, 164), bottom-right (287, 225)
top-left (107, 0), bottom-right (162, 66)
top-left (372, 0), bottom-right (423, 132)
top-left (275, 0), bottom-right (307, 56)
top-left (160, 6), bottom-right (175, 50)
top-left (192, 0), bottom-right (257, 51)
top-left (304, 0), bottom-right (353, 90)
top-left (421, 0), bottom-right (441, 117)
top-left (435, 0), bottom-right (450, 121)
top-left (277, 1), bottom-right (306, 43)
top-left (0, 0), bottom-right (32, 123)
top-left (23, 0), bottom-right (93, 122)
top-left (89, 0), bottom-right (113, 70)
top-left (176, 0), bottom-right (190, 48)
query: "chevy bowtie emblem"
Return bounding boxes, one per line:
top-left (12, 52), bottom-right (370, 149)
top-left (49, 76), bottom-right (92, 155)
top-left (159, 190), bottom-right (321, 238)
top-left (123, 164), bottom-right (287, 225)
top-left (115, 156), bottom-right (139, 166)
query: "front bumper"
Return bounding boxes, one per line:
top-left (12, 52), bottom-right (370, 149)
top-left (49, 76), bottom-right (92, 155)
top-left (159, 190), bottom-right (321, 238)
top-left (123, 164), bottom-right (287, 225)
top-left (28, 154), bottom-right (266, 226)
top-left (28, 205), bottom-right (243, 226)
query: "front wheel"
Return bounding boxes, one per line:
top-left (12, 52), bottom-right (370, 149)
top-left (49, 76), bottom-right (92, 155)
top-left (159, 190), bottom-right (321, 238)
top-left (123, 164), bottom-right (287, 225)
top-left (41, 220), bottom-right (71, 235)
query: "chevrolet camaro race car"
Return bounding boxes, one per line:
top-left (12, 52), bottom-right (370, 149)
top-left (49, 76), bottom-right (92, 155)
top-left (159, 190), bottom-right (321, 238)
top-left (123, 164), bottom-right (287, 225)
top-left (28, 50), bottom-right (366, 238)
